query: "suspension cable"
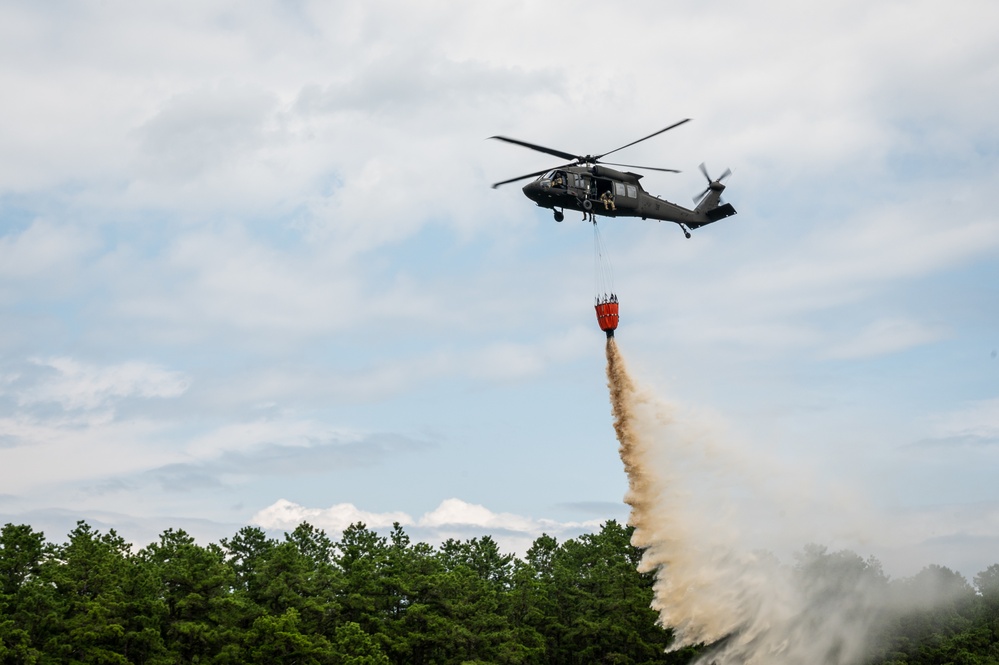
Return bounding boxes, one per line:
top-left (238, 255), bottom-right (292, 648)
top-left (593, 220), bottom-right (615, 304)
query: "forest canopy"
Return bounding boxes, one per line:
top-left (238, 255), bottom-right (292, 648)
top-left (0, 519), bottom-right (997, 664)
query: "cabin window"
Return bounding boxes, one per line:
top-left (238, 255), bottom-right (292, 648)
top-left (614, 182), bottom-right (626, 196)
top-left (626, 184), bottom-right (638, 198)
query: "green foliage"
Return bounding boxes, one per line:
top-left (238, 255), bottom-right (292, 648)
top-left (2, 519), bottom-right (998, 664)
top-left (536, 520), bottom-right (677, 665)
top-left (139, 528), bottom-right (237, 663)
top-left (867, 564), bottom-right (999, 665)
top-left (0, 523), bottom-right (52, 663)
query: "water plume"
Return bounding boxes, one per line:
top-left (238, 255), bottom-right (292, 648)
top-left (606, 338), bottom-right (890, 665)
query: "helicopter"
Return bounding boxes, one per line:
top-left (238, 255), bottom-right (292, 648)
top-left (490, 119), bottom-right (736, 238)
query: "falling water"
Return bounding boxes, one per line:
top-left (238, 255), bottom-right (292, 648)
top-left (605, 337), bottom-right (891, 665)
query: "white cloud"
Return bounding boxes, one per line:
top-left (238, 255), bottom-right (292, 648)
top-left (0, 220), bottom-right (97, 282)
top-left (133, 84), bottom-right (279, 184)
top-left (0, 413), bottom-right (180, 494)
top-left (253, 498), bottom-right (412, 532)
top-left (724, 209), bottom-right (999, 318)
top-left (182, 419), bottom-right (348, 459)
top-left (0, 0), bottom-right (997, 586)
top-left (419, 498), bottom-right (538, 532)
top-left (824, 318), bottom-right (950, 359)
top-left (872, 501), bottom-right (999, 577)
top-left (14, 357), bottom-right (190, 411)
top-left (252, 497), bottom-right (604, 554)
top-left (928, 398), bottom-right (999, 442)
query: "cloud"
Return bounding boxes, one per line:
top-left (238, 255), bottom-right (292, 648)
top-left (420, 498), bottom-right (538, 531)
top-left (0, 413), bottom-right (180, 494)
top-left (0, 355), bottom-right (438, 497)
top-left (138, 429), bottom-right (436, 492)
top-left (728, 207), bottom-right (998, 317)
top-left (11, 357), bottom-right (190, 411)
top-left (181, 418), bottom-right (432, 460)
top-left (133, 84), bottom-right (279, 184)
top-left (910, 434), bottom-right (999, 449)
top-left (0, 356), bottom-right (192, 492)
top-left (618, 192), bottom-right (999, 366)
top-left (252, 497), bottom-right (605, 555)
top-left (824, 318), bottom-right (950, 359)
top-left (295, 52), bottom-right (562, 119)
top-left (0, 220), bottom-right (98, 282)
top-left (923, 398), bottom-right (999, 444)
top-left (873, 501), bottom-right (999, 577)
top-left (0, 506), bottom-right (244, 549)
top-left (0, 0), bottom-right (998, 589)
top-left (254, 498), bottom-right (412, 531)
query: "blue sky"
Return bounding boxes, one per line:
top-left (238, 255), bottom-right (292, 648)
top-left (1, 0), bottom-right (998, 578)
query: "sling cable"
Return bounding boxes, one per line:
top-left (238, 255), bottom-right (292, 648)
top-left (593, 220), bottom-right (619, 338)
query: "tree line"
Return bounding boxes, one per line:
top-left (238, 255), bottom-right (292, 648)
top-left (1, 519), bottom-right (997, 664)
top-left (0, 520), bottom-right (686, 664)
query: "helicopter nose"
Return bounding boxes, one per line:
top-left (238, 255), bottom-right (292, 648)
top-left (522, 181), bottom-right (540, 199)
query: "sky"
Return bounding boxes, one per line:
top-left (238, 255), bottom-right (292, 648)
top-left (1, 0), bottom-right (997, 579)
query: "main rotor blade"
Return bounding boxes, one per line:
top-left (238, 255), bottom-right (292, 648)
top-left (491, 164), bottom-right (570, 189)
top-left (489, 136), bottom-right (578, 162)
top-left (599, 161), bottom-right (681, 174)
top-left (699, 162), bottom-right (711, 183)
top-left (699, 163), bottom-right (732, 185)
top-left (595, 119), bottom-right (691, 160)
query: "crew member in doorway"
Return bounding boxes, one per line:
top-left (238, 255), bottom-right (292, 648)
top-left (600, 190), bottom-right (616, 211)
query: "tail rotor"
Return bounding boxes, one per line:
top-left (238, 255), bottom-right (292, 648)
top-left (693, 163), bottom-right (732, 205)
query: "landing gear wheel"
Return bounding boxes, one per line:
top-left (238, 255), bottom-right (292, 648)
top-left (582, 199), bottom-right (593, 211)
top-left (554, 210), bottom-right (564, 223)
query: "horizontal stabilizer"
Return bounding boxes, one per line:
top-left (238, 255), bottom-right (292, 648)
top-left (706, 202), bottom-right (737, 222)
top-left (687, 203), bottom-right (737, 230)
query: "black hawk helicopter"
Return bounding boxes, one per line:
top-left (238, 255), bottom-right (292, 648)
top-left (490, 119), bottom-right (736, 238)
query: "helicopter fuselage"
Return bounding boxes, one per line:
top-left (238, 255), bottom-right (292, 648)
top-left (522, 164), bottom-right (735, 229)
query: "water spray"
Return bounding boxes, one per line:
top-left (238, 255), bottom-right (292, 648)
top-left (604, 338), bottom-right (894, 665)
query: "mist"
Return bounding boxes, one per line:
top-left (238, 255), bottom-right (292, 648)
top-left (605, 338), bottom-right (969, 665)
